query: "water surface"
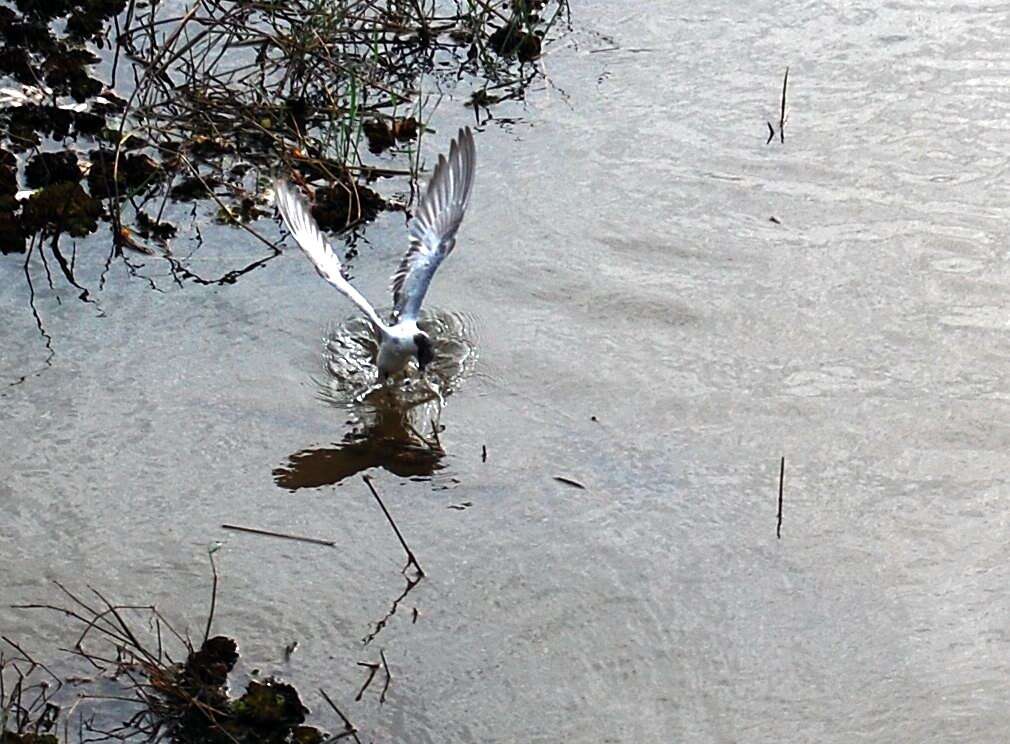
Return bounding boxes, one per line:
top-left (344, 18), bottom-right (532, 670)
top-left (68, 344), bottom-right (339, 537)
top-left (5, 1), bottom-right (1010, 741)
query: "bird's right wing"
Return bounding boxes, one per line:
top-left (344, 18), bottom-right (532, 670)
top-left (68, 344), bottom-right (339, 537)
top-left (390, 127), bottom-right (476, 322)
top-left (274, 179), bottom-right (385, 332)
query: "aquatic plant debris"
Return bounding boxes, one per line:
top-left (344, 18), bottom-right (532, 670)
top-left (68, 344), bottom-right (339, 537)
top-left (0, 0), bottom-right (570, 290)
top-left (553, 475), bottom-right (586, 489)
top-left (221, 523), bottom-right (337, 547)
top-left (4, 576), bottom-right (369, 744)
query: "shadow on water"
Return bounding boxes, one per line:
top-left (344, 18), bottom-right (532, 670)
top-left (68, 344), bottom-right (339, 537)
top-left (273, 310), bottom-right (478, 489)
top-left (273, 390), bottom-right (447, 489)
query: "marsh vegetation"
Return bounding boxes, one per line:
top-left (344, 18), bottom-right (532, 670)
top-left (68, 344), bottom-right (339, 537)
top-left (2, 0), bottom-right (568, 283)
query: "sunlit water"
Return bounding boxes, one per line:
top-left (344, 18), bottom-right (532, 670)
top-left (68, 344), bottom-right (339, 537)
top-left (5, 1), bottom-right (1010, 741)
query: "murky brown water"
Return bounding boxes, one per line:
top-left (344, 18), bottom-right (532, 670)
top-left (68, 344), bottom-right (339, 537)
top-left (6, 1), bottom-right (1010, 740)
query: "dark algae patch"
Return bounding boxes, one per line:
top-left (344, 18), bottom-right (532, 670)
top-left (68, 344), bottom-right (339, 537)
top-left (23, 152), bottom-right (82, 188)
top-left (21, 182), bottom-right (101, 237)
top-left (311, 181), bottom-right (386, 233)
top-left (85, 149), bottom-right (160, 199)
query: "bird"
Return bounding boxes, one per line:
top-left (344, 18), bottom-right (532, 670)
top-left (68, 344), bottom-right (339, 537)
top-left (274, 127), bottom-right (476, 382)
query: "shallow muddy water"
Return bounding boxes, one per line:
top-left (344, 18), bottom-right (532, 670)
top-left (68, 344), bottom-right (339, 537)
top-left (6, 1), bottom-right (1010, 740)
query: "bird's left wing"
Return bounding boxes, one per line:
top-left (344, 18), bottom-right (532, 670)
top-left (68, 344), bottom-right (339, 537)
top-left (391, 127), bottom-right (476, 322)
top-left (274, 179), bottom-right (385, 332)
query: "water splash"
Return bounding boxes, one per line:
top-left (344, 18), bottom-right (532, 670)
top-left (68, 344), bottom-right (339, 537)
top-left (316, 309), bottom-right (479, 407)
top-left (274, 309), bottom-right (478, 490)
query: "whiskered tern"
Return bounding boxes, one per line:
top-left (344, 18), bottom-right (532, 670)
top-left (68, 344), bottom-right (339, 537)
top-left (274, 127), bottom-right (476, 381)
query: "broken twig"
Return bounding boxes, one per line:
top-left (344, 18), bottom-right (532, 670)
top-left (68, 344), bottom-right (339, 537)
top-left (362, 475), bottom-right (424, 577)
top-left (554, 476), bottom-right (586, 490)
top-left (379, 650), bottom-right (392, 705)
top-left (354, 662), bottom-right (379, 702)
top-left (202, 546), bottom-right (219, 645)
top-left (220, 524), bottom-right (336, 547)
top-left (318, 688), bottom-right (361, 743)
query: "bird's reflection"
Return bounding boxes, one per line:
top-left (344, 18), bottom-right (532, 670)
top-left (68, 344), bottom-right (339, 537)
top-left (274, 389), bottom-right (446, 489)
top-left (273, 310), bottom-right (477, 491)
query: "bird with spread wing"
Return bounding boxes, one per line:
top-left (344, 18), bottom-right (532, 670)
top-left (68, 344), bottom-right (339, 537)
top-left (274, 127), bottom-right (476, 381)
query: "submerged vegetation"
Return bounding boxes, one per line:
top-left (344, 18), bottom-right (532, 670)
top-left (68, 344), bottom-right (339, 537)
top-left (0, 0), bottom-right (569, 285)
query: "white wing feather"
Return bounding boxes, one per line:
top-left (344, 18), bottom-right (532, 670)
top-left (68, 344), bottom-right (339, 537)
top-left (274, 179), bottom-right (386, 333)
top-left (391, 127), bottom-right (476, 322)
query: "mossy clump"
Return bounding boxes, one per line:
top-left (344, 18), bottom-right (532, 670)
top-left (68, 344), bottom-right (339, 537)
top-left (135, 210), bottom-right (177, 242)
top-left (86, 149), bottom-right (160, 198)
top-left (488, 24), bottom-right (542, 61)
top-left (42, 47), bottom-right (102, 102)
top-left (362, 119), bottom-right (395, 155)
top-left (184, 635), bottom-right (239, 689)
top-left (21, 181), bottom-right (101, 236)
top-left (0, 147), bottom-right (24, 253)
top-left (0, 46), bottom-right (33, 83)
top-left (312, 181), bottom-right (385, 232)
top-left (288, 727), bottom-right (325, 744)
top-left (4, 104), bottom-right (103, 149)
top-left (0, 147), bottom-right (17, 198)
top-left (0, 211), bottom-right (27, 253)
top-left (11, 0), bottom-right (124, 38)
top-left (0, 7), bottom-right (60, 52)
top-left (24, 151), bottom-right (82, 188)
top-left (65, 0), bottom-right (128, 41)
top-left (150, 636), bottom-right (325, 744)
top-left (231, 680), bottom-right (308, 729)
top-left (363, 117), bottom-right (418, 155)
top-left (168, 175), bottom-right (220, 202)
top-left (13, 0), bottom-right (75, 22)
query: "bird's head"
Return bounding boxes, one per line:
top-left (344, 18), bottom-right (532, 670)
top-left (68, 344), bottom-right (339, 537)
top-left (414, 332), bottom-right (434, 372)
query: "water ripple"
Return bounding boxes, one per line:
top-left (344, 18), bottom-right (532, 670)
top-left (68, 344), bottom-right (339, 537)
top-left (317, 309), bottom-right (479, 407)
top-left (274, 309), bottom-right (479, 490)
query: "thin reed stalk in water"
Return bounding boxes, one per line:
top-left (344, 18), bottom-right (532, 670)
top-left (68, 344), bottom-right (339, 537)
top-left (777, 456), bottom-right (785, 539)
top-left (779, 66), bottom-right (789, 143)
top-left (362, 474), bottom-right (425, 577)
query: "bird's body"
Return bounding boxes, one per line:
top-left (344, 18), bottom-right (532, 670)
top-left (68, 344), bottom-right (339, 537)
top-left (375, 320), bottom-right (423, 377)
top-left (275, 128), bottom-right (475, 380)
